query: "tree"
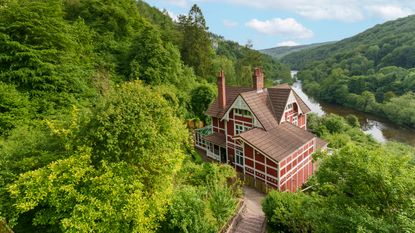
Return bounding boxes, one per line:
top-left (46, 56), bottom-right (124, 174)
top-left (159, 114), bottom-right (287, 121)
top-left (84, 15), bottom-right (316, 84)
top-left (178, 4), bottom-right (213, 78)
top-left (190, 84), bottom-right (216, 121)
top-left (0, 0), bottom-right (96, 114)
top-left (6, 150), bottom-right (168, 232)
top-left (263, 144), bottom-right (415, 232)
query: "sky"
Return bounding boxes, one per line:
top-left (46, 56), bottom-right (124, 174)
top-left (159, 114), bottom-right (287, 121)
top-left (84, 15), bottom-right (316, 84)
top-left (146, 0), bottom-right (415, 50)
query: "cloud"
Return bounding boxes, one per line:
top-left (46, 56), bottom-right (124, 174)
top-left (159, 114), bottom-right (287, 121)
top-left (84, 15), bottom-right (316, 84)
top-left (223, 19), bottom-right (238, 28)
top-left (164, 0), bottom-right (188, 7)
top-left (366, 5), bottom-right (413, 20)
top-left (246, 18), bottom-right (313, 39)
top-left (277, 41), bottom-right (299, 46)
top-left (184, 0), bottom-right (413, 22)
top-left (163, 10), bottom-right (179, 21)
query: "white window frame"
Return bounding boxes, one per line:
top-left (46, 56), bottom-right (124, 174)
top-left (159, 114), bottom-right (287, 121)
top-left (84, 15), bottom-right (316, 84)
top-left (285, 103), bottom-right (293, 110)
top-left (235, 148), bottom-right (244, 166)
top-left (235, 124), bottom-right (250, 135)
top-left (234, 108), bottom-right (252, 117)
top-left (293, 115), bottom-right (298, 126)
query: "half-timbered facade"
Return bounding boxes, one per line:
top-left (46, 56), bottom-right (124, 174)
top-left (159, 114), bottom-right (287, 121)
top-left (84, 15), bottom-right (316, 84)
top-left (195, 69), bottom-right (327, 192)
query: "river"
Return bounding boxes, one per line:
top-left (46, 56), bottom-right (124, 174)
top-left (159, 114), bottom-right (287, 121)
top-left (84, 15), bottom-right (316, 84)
top-left (290, 71), bottom-right (415, 147)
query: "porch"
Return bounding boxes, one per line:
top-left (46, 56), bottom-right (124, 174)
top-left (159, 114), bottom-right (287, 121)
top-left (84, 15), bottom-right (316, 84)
top-left (195, 126), bottom-right (227, 163)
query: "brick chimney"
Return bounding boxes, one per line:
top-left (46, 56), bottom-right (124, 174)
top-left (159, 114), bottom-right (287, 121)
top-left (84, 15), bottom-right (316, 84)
top-left (253, 68), bottom-right (264, 92)
top-left (218, 70), bottom-right (226, 109)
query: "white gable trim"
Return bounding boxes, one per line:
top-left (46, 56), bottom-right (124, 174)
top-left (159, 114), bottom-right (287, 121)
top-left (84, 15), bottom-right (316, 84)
top-left (279, 90), bottom-right (302, 124)
top-left (221, 95), bottom-right (263, 128)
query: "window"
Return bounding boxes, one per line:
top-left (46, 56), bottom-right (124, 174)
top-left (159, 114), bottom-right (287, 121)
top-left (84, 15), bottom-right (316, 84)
top-left (235, 124), bottom-right (250, 135)
top-left (235, 148), bottom-right (244, 166)
top-left (214, 145), bottom-right (219, 155)
top-left (293, 115), bottom-right (298, 125)
top-left (285, 103), bottom-right (293, 110)
top-left (234, 109), bottom-right (252, 117)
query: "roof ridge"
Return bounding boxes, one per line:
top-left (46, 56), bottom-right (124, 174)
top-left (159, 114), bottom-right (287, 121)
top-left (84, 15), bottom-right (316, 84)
top-left (265, 89), bottom-right (279, 126)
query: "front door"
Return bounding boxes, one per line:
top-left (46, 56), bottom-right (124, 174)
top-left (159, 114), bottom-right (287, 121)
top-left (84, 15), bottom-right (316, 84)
top-left (220, 147), bottom-right (227, 163)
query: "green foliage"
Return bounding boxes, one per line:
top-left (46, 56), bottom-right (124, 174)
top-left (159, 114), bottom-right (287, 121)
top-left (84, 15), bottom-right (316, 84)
top-left (264, 144), bottom-right (415, 233)
top-left (286, 16), bottom-right (415, 127)
top-left (7, 150), bottom-right (169, 232)
top-left (161, 186), bottom-right (216, 233)
top-left (0, 83), bottom-right (32, 135)
top-left (160, 162), bottom-right (240, 233)
top-left (178, 4), bottom-right (214, 78)
top-left (0, 0), bottom-right (96, 115)
top-left (262, 191), bottom-right (314, 233)
top-left (190, 84), bottom-right (216, 121)
top-left (84, 81), bottom-right (187, 190)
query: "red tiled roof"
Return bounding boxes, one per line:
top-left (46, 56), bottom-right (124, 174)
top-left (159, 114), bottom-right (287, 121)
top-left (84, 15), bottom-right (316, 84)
top-left (206, 86), bottom-right (253, 118)
top-left (237, 123), bottom-right (316, 162)
top-left (268, 87), bottom-right (291, 124)
top-left (240, 89), bottom-right (279, 130)
top-left (206, 83), bottom-right (311, 127)
top-left (293, 91), bottom-right (311, 114)
top-left (203, 132), bottom-right (226, 147)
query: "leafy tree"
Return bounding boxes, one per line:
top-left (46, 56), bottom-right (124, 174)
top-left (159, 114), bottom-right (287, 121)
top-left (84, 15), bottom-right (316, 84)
top-left (177, 4), bottom-right (214, 78)
top-left (0, 0), bottom-right (96, 114)
top-left (190, 84), bottom-right (216, 121)
top-left (0, 83), bottom-right (32, 135)
top-left (7, 150), bottom-right (169, 232)
top-left (264, 144), bottom-right (415, 232)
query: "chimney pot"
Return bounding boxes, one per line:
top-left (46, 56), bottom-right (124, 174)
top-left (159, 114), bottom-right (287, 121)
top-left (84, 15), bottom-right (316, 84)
top-left (218, 70), bottom-right (226, 109)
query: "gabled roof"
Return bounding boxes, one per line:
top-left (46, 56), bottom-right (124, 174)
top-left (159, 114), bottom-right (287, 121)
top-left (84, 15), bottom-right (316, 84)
top-left (237, 123), bottom-right (316, 162)
top-left (206, 83), bottom-right (311, 129)
top-left (240, 89), bottom-right (279, 131)
top-left (293, 91), bottom-right (311, 114)
top-left (206, 87), bottom-right (253, 118)
top-left (268, 87), bottom-right (291, 123)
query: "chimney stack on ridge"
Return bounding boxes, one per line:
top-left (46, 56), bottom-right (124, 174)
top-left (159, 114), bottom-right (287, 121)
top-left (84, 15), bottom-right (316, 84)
top-left (218, 70), bottom-right (226, 109)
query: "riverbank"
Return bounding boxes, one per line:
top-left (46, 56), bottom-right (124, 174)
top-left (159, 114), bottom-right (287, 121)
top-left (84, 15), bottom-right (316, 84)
top-left (290, 72), bottom-right (415, 147)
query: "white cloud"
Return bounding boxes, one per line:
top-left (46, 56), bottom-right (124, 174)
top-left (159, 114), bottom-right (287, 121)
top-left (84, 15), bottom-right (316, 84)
top-left (164, 0), bottom-right (188, 7)
top-left (277, 41), bottom-right (299, 46)
top-left (163, 10), bottom-right (179, 21)
top-left (366, 5), bottom-right (413, 20)
top-left (223, 19), bottom-right (238, 28)
top-left (246, 18), bottom-right (313, 39)
top-left (160, 0), bottom-right (413, 22)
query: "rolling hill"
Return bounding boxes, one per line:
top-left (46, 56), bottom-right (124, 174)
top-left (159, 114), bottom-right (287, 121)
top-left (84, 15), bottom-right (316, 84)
top-left (259, 42), bottom-right (334, 59)
top-left (281, 15), bottom-right (415, 70)
top-left (288, 14), bottom-right (415, 128)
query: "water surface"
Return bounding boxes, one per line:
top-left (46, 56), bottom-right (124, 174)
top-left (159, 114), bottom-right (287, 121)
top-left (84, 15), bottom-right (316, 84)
top-left (290, 71), bottom-right (415, 146)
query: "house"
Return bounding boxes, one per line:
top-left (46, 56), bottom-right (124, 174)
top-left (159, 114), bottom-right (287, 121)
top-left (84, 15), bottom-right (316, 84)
top-left (195, 68), bottom-right (327, 192)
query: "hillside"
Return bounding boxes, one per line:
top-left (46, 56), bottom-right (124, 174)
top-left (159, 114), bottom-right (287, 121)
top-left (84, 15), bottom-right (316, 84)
top-left (260, 42), bottom-right (334, 59)
top-left (0, 0), bottom-right (288, 231)
top-left (289, 15), bottom-right (415, 127)
top-left (282, 15), bottom-right (415, 69)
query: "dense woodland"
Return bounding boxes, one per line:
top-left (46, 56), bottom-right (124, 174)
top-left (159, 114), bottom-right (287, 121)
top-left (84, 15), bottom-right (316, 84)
top-left (0, 0), bottom-right (289, 232)
top-left (282, 15), bottom-right (415, 127)
top-left (1, 0), bottom-right (414, 232)
top-left (263, 113), bottom-right (415, 232)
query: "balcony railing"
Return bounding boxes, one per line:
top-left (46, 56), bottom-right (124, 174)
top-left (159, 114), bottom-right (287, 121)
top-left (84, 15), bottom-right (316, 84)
top-left (194, 125), bottom-right (212, 149)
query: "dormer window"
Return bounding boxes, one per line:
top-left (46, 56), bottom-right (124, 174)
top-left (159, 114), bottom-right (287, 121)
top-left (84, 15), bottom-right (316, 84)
top-left (234, 109), bottom-right (252, 117)
top-left (285, 103), bottom-right (293, 110)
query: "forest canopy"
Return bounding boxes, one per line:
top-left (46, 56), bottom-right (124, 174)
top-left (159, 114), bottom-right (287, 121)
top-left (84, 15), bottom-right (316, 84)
top-left (282, 15), bottom-right (415, 127)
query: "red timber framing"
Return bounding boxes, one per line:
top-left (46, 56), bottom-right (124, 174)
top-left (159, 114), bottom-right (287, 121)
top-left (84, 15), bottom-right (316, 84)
top-left (225, 108), bottom-right (254, 172)
top-left (199, 69), bottom-right (324, 193)
top-left (212, 117), bottom-right (225, 134)
top-left (242, 137), bottom-right (316, 192)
